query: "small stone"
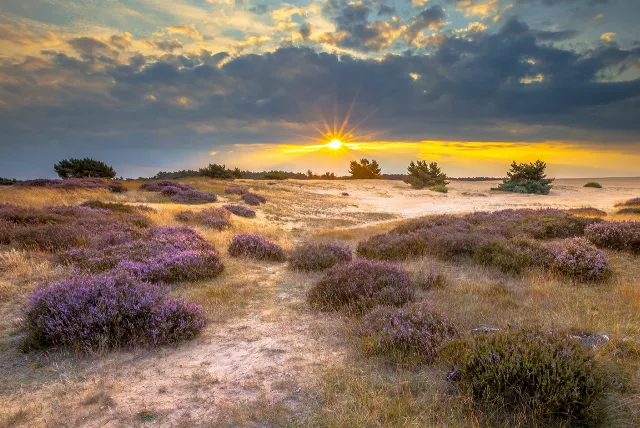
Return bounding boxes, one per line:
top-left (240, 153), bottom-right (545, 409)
top-left (472, 326), bottom-right (502, 334)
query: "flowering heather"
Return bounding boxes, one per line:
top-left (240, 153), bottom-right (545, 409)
top-left (171, 189), bottom-right (218, 204)
top-left (358, 301), bottom-right (459, 363)
top-left (452, 328), bottom-right (603, 420)
top-left (414, 271), bottom-right (447, 289)
top-left (288, 242), bottom-right (352, 271)
top-left (223, 204), bottom-right (256, 218)
top-left (120, 250), bottom-right (224, 283)
top-left (307, 259), bottom-right (413, 312)
top-left (139, 180), bottom-right (193, 192)
top-left (615, 197), bottom-right (640, 207)
top-left (357, 232), bottom-right (428, 260)
top-left (228, 233), bottom-right (286, 261)
top-left (224, 186), bottom-right (248, 195)
top-left (19, 178), bottom-right (120, 191)
top-left (202, 217), bottom-right (231, 230)
top-left (585, 221), bottom-right (640, 253)
top-left (617, 207), bottom-right (640, 215)
top-left (0, 203), bottom-right (147, 251)
top-left (473, 238), bottom-right (554, 274)
top-left (175, 207), bottom-right (230, 230)
top-left (107, 181), bottom-right (127, 193)
top-left (80, 200), bottom-right (136, 213)
top-left (241, 192), bottom-right (267, 206)
top-left (161, 186), bottom-right (182, 196)
top-left (24, 271), bottom-right (205, 352)
top-left (545, 237), bottom-right (612, 282)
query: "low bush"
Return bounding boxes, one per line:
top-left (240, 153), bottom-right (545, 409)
top-left (139, 180), bottom-right (192, 192)
top-left (567, 207), bottom-right (607, 217)
top-left (171, 189), bottom-right (218, 204)
top-left (24, 271), bottom-right (205, 352)
top-left (19, 178), bottom-right (119, 191)
top-left (615, 197), bottom-right (640, 207)
top-left (224, 187), bottom-right (247, 195)
top-left (241, 192), bottom-right (266, 206)
top-left (307, 259), bottom-right (413, 312)
top-left (545, 237), bottom-right (612, 282)
top-left (451, 328), bottom-right (603, 421)
top-left (175, 207), bottom-right (230, 230)
top-left (202, 217), bottom-right (231, 230)
top-left (223, 204), bottom-right (256, 218)
top-left (161, 186), bottom-right (182, 196)
top-left (585, 221), bottom-right (640, 253)
top-left (228, 233), bottom-right (285, 261)
top-left (356, 232), bottom-right (427, 260)
top-left (120, 250), bottom-right (224, 283)
top-left (414, 271), bottom-right (446, 289)
top-left (429, 185), bottom-right (448, 193)
top-left (473, 238), bottom-right (554, 274)
top-left (289, 242), bottom-right (352, 271)
top-left (358, 301), bottom-right (459, 362)
top-left (107, 181), bottom-right (127, 193)
top-left (80, 200), bottom-right (136, 213)
top-left (617, 207), bottom-right (640, 215)
top-left (584, 182), bottom-right (602, 188)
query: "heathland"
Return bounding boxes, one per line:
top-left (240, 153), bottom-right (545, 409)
top-left (1, 176), bottom-right (639, 427)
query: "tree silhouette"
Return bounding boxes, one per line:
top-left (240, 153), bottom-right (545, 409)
top-left (349, 158), bottom-right (382, 179)
top-left (54, 158), bottom-right (116, 179)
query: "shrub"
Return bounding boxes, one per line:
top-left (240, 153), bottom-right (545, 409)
top-left (175, 208), bottom-right (231, 229)
top-left (171, 189), bottom-right (218, 203)
top-left (120, 250), bottom-right (224, 283)
top-left (473, 238), bottom-right (554, 274)
top-left (80, 200), bottom-right (136, 213)
top-left (19, 177), bottom-right (113, 190)
top-left (307, 260), bottom-right (413, 312)
top-left (451, 328), bottom-right (603, 421)
top-left (224, 186), bottom-right (248, 195)
top-left (414, 271), bottom-right (446, 289)
top-left (405, 161), bottom-right (449, 190)
top-left (160, 186), bottom-right (182, 196)
top-left (429, 185), bottom-right (448, 193)
top-left (289, 242), bottom-right (352, 271)
top-left (617, 207), bottom-right (640, 215)
top-left (241, 192), bottom-right (266, 206)
top-left (223, 204), bottom-right (256, 218)
top-left (567, 207), bottom-right (607, 217)
top-left (24, 271), bottom-right (205, 352)
top-left (358, 301), bottom-right (459, 362)
top-left (202, 217), bottom-right (231, 230)
top-left (492, 160), bottom-right (554, 195)
top-left (54, 158), bottom-right (116, 179)
top-left (585, 221), bottom-right (640, 253)
top-left (545, 237), bottom-right (612, 282)
top-left (228, 233), bottom-right (285, 261)
top-left (199, 163), bottom-right (236, 179)
top-left (107, 181), bottom-right (127, 193)
top-left (139, 181), bottom-right (192, 192)
top-left (584, 182), bottom-right (602, 188)
top-left (348, 158), bottom-right (382, 179)
top-left (0, 177), bottom-right (17, 186)
top-left (356, 232), bottom-right (427, 261)
top-left (615, 197), bottom-right (640, 207)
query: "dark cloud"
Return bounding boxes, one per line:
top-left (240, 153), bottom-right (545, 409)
top-left (68, 37), bottom-right (117, 60)
top-left (406, 6), bottom-right (447, 43)
top-left (1, 18), bottom-right (640, 178)
top-left (535, 29), bottom-right (579, 41)
top-left (516, 0), bottom-right (609, 5)
top-left (299, 23), bottom-right (311, 40)
top-left (377, 4), bottom-right (395, 16)
top-left (248, 4), bottom-right (269, 14)
top-left (145, 39), bottom-right (183, 53)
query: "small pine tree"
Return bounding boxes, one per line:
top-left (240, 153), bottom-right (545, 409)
top-left (199, 163), bottom-right (235, 179)
top-left (493, 160), bottom-right (554, 195)
top-left (54, 158), bottom-right (116, 179)
top-left (349, 158), bottom-right (383, 179)
top-left (405, 161), bottom-right (449, 189)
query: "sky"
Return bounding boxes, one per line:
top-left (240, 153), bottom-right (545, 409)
top-left (0, 0), bottom-right (639, 179)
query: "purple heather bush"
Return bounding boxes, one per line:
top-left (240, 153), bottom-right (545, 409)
top-left (545, 237), bottom-right (612, 282)
top-left (107, 181), bottom-right (127, 193)
top-left (202, 217), bottom-right (232, 230)
top-left (223, 204), bottom-right (256, 218)
top-left (228, 233), bottom-right (286, 261)
top-left (24, 271), bottom-right (205, 352)
top-left (19, 178), bottom-right (122, 191)
top-left (585, 221), bottom-right (640, 253)
top-left (288, 242), bottom-right (352, 271)
top-left (139, 180), bottom-right (193, 192)
top-left (160, 186), bottom-right (182, 196)
top-left (171, 189), bottom-right (218, 204)
top-left (452, 328), bottom-right (603, 421)
top-left (616, 197), bottom-right (640, 207)
top-left (307, 259), bottom-right (414, 312)
top-left (358, 301), bottom-right (459, 362)
top-left (224, 186), bottom-right (248, 195)
top-left (80, 200), bottom-right (136, 213)
top-left (120, 250), bottom-right (224, 283)
top-left (617, 207), bottom-right (640, 215)
top-left (175, 207), bottom-right (231, 230)
top-left (241, 192), bottom-right (267, 206)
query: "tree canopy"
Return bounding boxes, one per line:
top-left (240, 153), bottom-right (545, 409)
top-left (493, 160), bottom-right (554, 195)
top-left (349, 159), bottom-right (382, 179)
top-left (405, 160), bottom-right (449, 189)
top-left (54, 158), bottom-right (116, 179)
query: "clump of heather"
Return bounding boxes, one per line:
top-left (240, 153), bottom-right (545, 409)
top-left (451, 328), bottom-right (603, 421)
top-left (121, 250), bottom-right (224, 283)
top-left (241, 192), bottom-right (267, 206)
top-left (24, 271), bottom-right (205, 352)
top-left (307, 259), bottom-right (413, 312)
top-left (228, 233), bottom-right (285, 261)
top-left (223, 204), bottom-right (256, 218)
top-left (19, 178), bottom-right (122, 192)
top-left (175, 207), bottom-right (231, 230)
top-left (615, 197), bottom-right (640, 207)
top-left (414, 271), bottom-right (446, 289)
top-left (358, 301), bottom-right (459, 363)
top-left (224, 186), bottom-right (248, 195)
top-left (139, 180), bottom-right (192, 192)
top-left (202, 217), bottom-right (231, 230)
top-left (617, 207), bottom-right (640, 215)
top-left (356, 232), bottom-right (428, 260)
top-left (567, 207), bottom-right (607, 217)
top-left (289, 242), bottom-right (352, 271)
top-left (161, 186), bottom-right (182, 196)
top-left (585, 221), bottom-right (640, 253)
top-left (171, 189), bottom-right (218, 204)
top-left (473, 238), bottom-right (554, 274)
top-left (107, 181), bottom-right (127, 193)
top-left (80, 200), bottom-right (136, 213)
top-left (545, 237), bottom-right (612, 282)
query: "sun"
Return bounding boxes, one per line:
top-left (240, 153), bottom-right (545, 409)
top-left (327, 139), bottom-right (342, 149)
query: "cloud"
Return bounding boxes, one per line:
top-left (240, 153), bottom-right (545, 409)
top-left (145, 39), bottom-right (183, 52)
top-left (109, 33), bottom-right (133, 49)
top-left (451, 0), bottom-right (500, 18)
top-left (535, 29), bottom-right (578, 41)
top-left (166, 25), bottom-right (204, 41)
top-left (600, 32), bottom-right (616, 42)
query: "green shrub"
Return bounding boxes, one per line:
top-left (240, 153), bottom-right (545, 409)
top-left (492, 160), bottom-right (553, 195)
top-left (405, 161), bottom-right (449, 189)
top-left (584, 182), bottom-right (602, 188)
top-left (199, 163), bottom-right (236, 179)
top-left (473, 238), bottom-right (553, 274)
top-left (348, 158), bottom-right (382, 179)
top-left (429, 185), bottom-right (448, 193)
top-left (54, 158), bottom-right (116, 179)
top-left (451, 328), bottom-right (604, 421)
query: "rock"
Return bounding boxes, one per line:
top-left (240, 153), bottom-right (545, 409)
top-left (472, 326), bottom-right (502, 334)
top-left (569, 333), bottom-right (610, 349)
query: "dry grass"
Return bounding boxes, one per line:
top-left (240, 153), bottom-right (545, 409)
top-left (1, 178), bottom-right (640, 427)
